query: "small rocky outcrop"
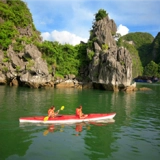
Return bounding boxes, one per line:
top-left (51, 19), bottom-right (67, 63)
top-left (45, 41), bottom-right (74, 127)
top-left (123, 82), bottom-right (137, 92)
top-left (139, 87), bottom-right (152, 91)
top-left (87, 15), bottom-right (133, 91)
top-left (55, 75), bottom-right (82, 89)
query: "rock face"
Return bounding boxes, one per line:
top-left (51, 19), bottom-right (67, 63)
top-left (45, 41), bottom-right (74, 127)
top-left (0, 44), bottom-right (53, 88)
top-left (90, 17), bottom-right (117, 48)
top-left (87, 16), bottom-right (133, 91)
top-left (0, 0), bottom-right (53, 88)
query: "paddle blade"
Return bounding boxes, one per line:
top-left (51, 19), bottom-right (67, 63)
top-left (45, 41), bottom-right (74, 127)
top-left (44, 116), bottom-right (49, 121)
top-left (61, 106), bottom-right (65, 110)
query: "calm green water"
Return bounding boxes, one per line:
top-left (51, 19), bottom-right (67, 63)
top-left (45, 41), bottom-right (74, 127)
top-left (0, 83), bottom-right (160, 160)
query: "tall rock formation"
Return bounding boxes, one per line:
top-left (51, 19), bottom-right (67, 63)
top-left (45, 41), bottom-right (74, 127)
top-left (87, 16), bottom-right (133, 91)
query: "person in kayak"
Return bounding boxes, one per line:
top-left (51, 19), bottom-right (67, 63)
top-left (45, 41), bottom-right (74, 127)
top-left (48, 106), bottom-right (59, 118)
top-left (76, 105), bottom-right (88, 118)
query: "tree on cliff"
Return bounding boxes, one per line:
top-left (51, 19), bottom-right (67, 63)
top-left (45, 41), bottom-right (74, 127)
top-left (95, 9), bottom-right (108, 21)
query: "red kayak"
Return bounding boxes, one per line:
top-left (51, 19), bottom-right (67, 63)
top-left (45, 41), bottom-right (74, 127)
top-left (19, 113), bottom-right (116, 124)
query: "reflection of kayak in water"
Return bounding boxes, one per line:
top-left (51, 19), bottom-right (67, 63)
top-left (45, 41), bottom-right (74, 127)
top-left (75, 124), bottom-right (83, 132)
top-left (43, 124), bottom-right (55, 136)
top-left (19, 113), bottom-right (116, 124)
top-left (74, 119), bottom-right (115, 136)
top-left (89, 122), bottom-right (107, 126)
top-left (48, 124), bottom-right (54, 132)
top-left (89, 119), bottom-right (115, 125)
top-left (43, 124), bottom-right (64, 136)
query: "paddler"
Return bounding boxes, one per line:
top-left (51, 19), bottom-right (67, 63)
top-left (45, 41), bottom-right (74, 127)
top-left (76, 105), bottom-right (88, 119)
top-left (48, 106), bottom-right (59, 118)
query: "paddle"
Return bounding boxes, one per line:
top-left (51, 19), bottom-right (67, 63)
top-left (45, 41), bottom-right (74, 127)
top-left (44, 106), bottom-right (65, 121)
top-left (43, 124), bottom-right (64, 136)
top-left (43, 130), bottom-right (49, 136)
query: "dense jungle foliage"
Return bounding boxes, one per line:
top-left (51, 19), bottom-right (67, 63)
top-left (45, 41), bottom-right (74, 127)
top-left (0, 0), bottom-right (160, 78)
top-left (37, 41), bottom-right (89, 78)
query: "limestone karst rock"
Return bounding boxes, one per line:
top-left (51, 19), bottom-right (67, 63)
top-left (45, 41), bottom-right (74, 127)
top-left (87, 15), bottom-right (133, 91)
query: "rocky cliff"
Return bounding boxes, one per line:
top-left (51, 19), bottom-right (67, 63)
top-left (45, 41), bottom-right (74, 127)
top-left (0, 44), bottom-right (53, 88)
top-left (0, 0), bottom-right (53, 88)
top-left (0, 1), bottom-right (135, 91)
top-left (87, 16), bottom-right (134, 91)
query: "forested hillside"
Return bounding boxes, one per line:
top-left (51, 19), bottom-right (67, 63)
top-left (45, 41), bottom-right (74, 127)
top-left (117, 32), bottom-right (160, 78)
top-left (117, 32), bottom-right (154, 66)
top-left (150, 32), bottom-right (160, 63)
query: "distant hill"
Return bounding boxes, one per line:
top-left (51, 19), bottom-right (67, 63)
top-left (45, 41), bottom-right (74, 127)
top-left (150, 32), bottom-right (160, 64)
top-left (117, 32), bottom-right (154, 67)
top-left (117, 32), bottom-right (160, 78)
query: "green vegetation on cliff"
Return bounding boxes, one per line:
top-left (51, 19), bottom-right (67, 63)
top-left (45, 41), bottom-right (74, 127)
top-left (0, 21), bottom-right (18, 50)
top-left (95, 9), bottom-right (108, 21)
top-left (0, 0), bottom-right (40, 51)
top-left (0, 0), bottom-right (33, 27)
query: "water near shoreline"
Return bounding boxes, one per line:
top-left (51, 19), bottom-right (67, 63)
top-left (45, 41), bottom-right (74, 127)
top-left (0, 83), bottom-right (160, 160)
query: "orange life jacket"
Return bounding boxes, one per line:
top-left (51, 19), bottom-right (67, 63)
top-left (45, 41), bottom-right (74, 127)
top-left (76, 108), bottom-right (81, 117)
top-left (48, 109), bottom-right (54, 116)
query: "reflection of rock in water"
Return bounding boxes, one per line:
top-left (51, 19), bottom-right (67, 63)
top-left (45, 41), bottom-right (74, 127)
top-left (111, 91), bottom-right (136, 118)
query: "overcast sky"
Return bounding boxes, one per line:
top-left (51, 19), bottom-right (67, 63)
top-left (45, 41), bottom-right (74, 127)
top-left (23, 0), bottom-right (160, 45)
